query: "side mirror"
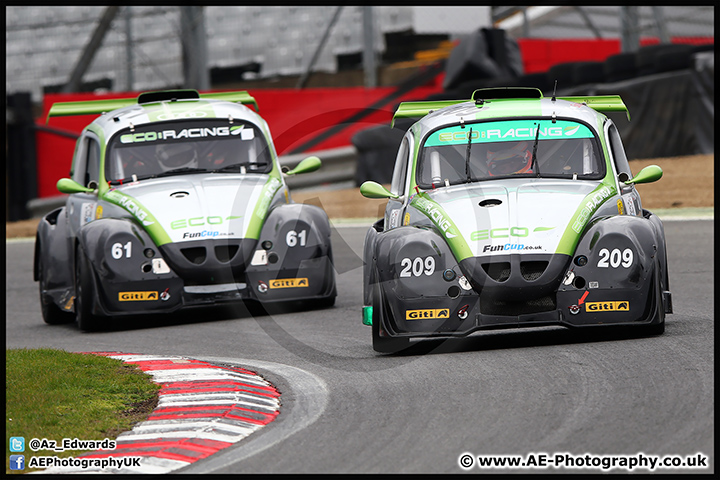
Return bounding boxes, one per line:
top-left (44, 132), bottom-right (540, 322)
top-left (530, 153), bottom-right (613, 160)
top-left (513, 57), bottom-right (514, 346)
top-left (360, 181), bottom-right (398, 199)
top-left (624, 164), bottom-right (663, 185)
top-left (57, 178), bottom-right (94, 194)
top-left (285, 156), bottom-right (321, 176)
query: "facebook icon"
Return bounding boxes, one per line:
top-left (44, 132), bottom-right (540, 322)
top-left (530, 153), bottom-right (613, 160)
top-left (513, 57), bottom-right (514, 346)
top-left (10, 455), bottom-right (25, 470)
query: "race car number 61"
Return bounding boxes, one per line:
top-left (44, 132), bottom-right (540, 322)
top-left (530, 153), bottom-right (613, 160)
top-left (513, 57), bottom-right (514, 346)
top-left (597, 248), bottom-right (633, 268)
top-left (286, 229), bottom-right (307, 247)
top-left (111, 241), bottom-right (132, 259)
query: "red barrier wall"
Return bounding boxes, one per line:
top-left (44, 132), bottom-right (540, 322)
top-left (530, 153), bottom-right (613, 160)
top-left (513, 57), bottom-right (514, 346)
top-left (36, 83), bottom-right (441, 198)
top-left (33, 36), bottom-right (712, 198)
top-left (518, 36), bottom-right (714, 73)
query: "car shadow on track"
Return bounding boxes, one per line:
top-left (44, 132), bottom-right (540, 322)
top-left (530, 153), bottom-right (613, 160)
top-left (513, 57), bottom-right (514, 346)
top-left (383, 324), bottom-right (667, 357)
top-left (83, 301), bottom-right (335, 333)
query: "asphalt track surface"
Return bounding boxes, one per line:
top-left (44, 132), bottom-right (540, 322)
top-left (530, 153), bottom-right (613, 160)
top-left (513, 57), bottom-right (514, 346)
top-left (5, 218), bottom-right (714, 474)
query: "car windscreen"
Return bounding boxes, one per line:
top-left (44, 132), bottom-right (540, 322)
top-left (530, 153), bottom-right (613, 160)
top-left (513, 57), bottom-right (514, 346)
top-left (416, 119), bottom-right (604, 189)
top-left (105, 119), bottom-right (273, 184)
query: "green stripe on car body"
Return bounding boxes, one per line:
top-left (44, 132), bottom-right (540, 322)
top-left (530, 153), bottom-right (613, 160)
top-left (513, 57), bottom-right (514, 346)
top-left (85, 123), bottom-right (110, 198)
top-left (245, 176), bottom-right (283, 240)
top-left (102, 189), bottom-right (172, 246)
top-left (410, 193), bottom-right (474, 262)
top-left (555, 180), bottom-right (617, 256)
top-left (258, 122), bottom-right (282, 179)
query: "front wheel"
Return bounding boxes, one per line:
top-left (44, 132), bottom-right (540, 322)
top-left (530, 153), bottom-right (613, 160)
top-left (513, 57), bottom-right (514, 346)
top-left (372, 283), bottom-right (409, 354)
top-left (37, 252), bottom-right (74, 325)
top-left (643, 263), bottom-right (666, 336)
top-left (645, 321), bottom-right (665, 336)
top-left (75, 246), bottom-right (103, 332)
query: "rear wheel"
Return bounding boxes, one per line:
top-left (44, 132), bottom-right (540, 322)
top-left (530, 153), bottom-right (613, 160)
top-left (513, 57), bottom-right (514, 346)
top-left (37, 252), bottom-right (74, 325)
top-left (372, 283), bottom-right (409, 354)
top-left (75, 246), bottom-right (102, 332)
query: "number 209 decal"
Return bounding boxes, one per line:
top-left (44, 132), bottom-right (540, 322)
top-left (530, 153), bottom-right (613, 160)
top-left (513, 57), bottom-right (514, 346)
top-left (597, 248), bottom-right (633, 268)
top-left (400, 256), bottom-right (435, 277)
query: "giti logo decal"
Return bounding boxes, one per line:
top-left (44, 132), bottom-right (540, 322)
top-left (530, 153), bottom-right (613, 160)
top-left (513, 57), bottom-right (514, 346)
top-left (269, 278), bottom-right (309, 289)
top-left (406, 308), bottom-right (450, 320)
top-left (585, 301), bottom-right (629, 312)
top-left (119, 291), bottom-right (158, 301)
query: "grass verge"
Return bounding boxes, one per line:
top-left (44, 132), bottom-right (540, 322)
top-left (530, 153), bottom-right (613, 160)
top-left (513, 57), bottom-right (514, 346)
top-left (5, 348), bottom-right (160, 474)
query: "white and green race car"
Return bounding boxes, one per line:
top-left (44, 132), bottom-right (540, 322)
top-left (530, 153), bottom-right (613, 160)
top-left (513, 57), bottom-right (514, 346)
top-left (35, 89), bottom-right (336, 331)
top-left (361, 87), bottom-right (671, 353)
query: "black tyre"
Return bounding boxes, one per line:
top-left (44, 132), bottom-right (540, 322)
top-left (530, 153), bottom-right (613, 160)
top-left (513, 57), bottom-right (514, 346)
top-left (516, 72), bottom-right (552, 93)
top-left (645, 320), bottom-right (665, 336)
top-left (572, 61), bottom-right (605, 86)
top-left (75, 245), bottom-right (103, 331)
top-left (372, 283), bottom-right (409, 354)
top-left (317, 294), bottom-right (336, 308)
top-left (37, 252), bottom-right (74, 325)
top-left (644, 265), bottom-right (666, 336)
top-left (547, 61), bottom-right (578, 89)
top-left (604, 52), bottom-right (637, 82)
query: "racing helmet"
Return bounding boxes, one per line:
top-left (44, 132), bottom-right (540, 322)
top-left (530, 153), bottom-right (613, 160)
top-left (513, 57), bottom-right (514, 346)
top-left (156, 143), bottom-right (198, 171)
top-left (487, 141), bottom-right (533, 176)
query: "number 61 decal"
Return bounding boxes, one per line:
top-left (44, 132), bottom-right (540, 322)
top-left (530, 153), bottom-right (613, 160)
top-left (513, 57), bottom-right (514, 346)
top-left (286, 229), bottom-right (307, 247)
top-left (111, 241), bottom-right (132, 259)
top-left (597, 248), bottom-right (633, 268)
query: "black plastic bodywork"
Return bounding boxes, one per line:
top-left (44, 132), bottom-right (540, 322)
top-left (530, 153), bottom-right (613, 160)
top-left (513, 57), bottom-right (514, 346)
top-left (365, 211), bottom-right (670, 345)
top-left (34, 202), bottom-right (336, 322)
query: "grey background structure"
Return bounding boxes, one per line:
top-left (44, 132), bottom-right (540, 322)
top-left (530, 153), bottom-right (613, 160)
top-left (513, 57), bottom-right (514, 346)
top-left (6, 6), bottom-right (713, 102)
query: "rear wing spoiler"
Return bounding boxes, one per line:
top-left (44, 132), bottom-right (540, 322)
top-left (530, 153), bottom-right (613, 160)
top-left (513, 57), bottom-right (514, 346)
top-left (46, 89), bottom-right (259, 123)
top-left (391, 100), bottom-right (466, 127)
top-left (391, 88), bottom-right (630, 127)
top-left (557, 95), bottom-right (630, 121)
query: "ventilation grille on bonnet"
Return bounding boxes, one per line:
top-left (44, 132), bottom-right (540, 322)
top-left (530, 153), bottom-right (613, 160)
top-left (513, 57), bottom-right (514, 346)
top-left (215, 245), bottom-right (239, 263)
top-left (181, 245), bottom-right (240, 264)
top-left (482, 262), bottom-right (511, 282)
top-left (181, 247), bottom-right (206, 264)
top-left (482, 261), bottom-right (549, 282)
top-left (520, 261), bottom-right (548, 281)
top-left (478, 259), bottom-right (554, 315)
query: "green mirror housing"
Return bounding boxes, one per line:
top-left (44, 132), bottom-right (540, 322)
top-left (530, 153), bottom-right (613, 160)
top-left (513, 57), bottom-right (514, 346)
top-left (360, 181), bottom-right (398, 199)
top-left (285, 156), bottom-right (321, 175)
top-left (57, 178), bottom-right (94, 194)
top-left (625, 164), bottom-right (663, 185)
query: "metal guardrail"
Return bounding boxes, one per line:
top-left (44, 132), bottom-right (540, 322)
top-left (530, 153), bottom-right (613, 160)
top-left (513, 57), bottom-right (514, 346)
top-left (26, 145), bottom-right (358, 218)
top-left (281, 145), bottom-right (357, 189)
